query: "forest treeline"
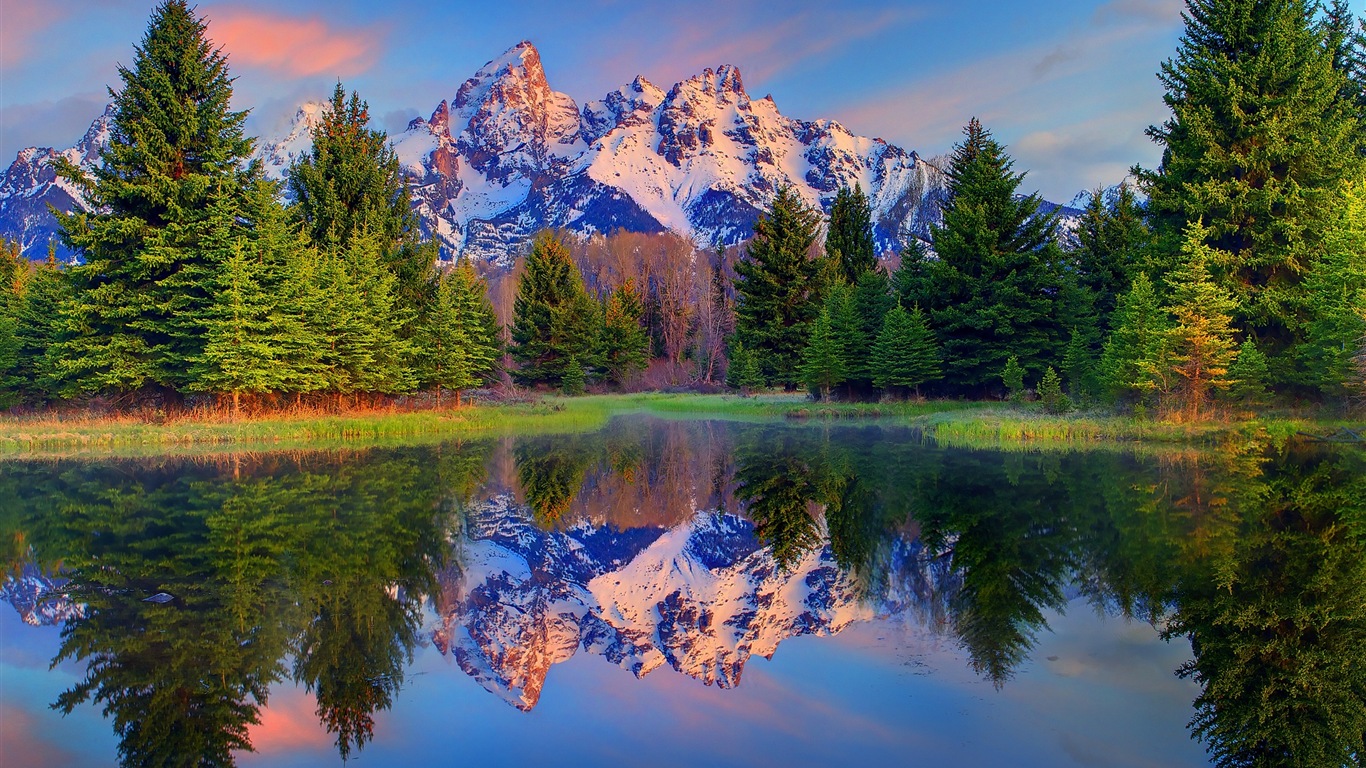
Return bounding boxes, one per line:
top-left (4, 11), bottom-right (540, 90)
top-left (1, 0), bottom-right (1365, 418)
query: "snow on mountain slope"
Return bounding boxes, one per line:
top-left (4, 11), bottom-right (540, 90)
top-left (2, 41), bottom-right (1078, 265)
top-left (429, 492), bottom-right (953, 710)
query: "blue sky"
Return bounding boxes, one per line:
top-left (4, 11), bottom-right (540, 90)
top-left (2, 0), bottom-right (1340, 201)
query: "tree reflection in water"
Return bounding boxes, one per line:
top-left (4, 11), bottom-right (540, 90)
top-left (4, 421), bottom-right (1364, 766)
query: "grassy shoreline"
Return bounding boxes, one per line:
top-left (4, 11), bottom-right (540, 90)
top-left (0, 392), bottom-right (1358, 457)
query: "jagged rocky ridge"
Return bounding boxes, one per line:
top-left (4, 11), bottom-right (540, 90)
top-left (2, 41), bottom-right (1088, 265)
top-left (1, 562), bottom-right (86, 626)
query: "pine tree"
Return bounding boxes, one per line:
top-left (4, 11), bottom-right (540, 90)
top-left (1225, 337), bottom-right (1271, 407)
top-left (287, 82), bottom-right (434, 314)
top-left (560, 356), bottom-right (587, 396)
top-left (1164, 225), bottom-right (1241, 421)
top-left (800, 307), bottom-right (846, 400)
top-left (52, 1), bottom-right (255, 396)
top-left (826, 184), bottom-right (877, 283)
top-left (734, 186), bottom-right (824, 388)
top-left (1071, 184), bottom-right (1150, 329)
top-left (511, 232), bottom-right (602, 387)
top-left (1301, 180), bottom-right (1366, 398)
top-left (1061, 326), bottom-right (1101, 402)
top-left (924, 118), bottom-right (1071, 394)
top-left (1037, 366), bottom-right (1072, 414)
top-left (726, 339), bottom-right (765, 394)
top-left (1002, 355), bottom-right (1026, 404)
top-left (1099, 272), bottom-right (1170, 406)
top-left (601, 279), bottom-right (649, 387)
top-left (187, 200), bottom-right (292, 416)
top-left (871, 304), bottom-right (942, 398)
top-left (14, 258), bottom-right (71, 401)
top-left (447, 260), bottom-right (501, 391)
top-left (416, 270), bottom-right (473, 408)
top-left (1139, 0), bottom-right (1361, 378)
top-left (849, 270), bottom-right (893, 393)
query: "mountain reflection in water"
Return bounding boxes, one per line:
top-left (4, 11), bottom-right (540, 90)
top-left (1, 417), bottom-right (1364, 767)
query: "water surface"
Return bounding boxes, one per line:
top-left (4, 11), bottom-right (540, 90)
top-left (2, 416), bottom-right (1363, 766)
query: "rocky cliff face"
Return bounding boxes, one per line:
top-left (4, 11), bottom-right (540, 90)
top-left (430, 493), bottom-right (956, 710)
top-left (2, 41), bottom-right (1077, 265)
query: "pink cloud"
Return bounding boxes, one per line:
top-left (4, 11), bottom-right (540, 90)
top-left (0, 0), bottom-right (66, 67)
top-left (205, 8), bottom-right (382, 78)
top-left (245, 687), bottom-right (331, 754)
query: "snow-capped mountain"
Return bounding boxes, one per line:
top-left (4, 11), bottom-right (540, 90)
top-left (1, 41), bottom-right (1073, 264)
top-left (1, 563), bottom-right (86, 626)
top-left (431, 492), bottom-right (957, 710)
top-left (0, 105), bottom-right (112, 259)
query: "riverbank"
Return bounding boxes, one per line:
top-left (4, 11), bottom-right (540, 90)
top-left (0, 392), bottom-right (1358, 456)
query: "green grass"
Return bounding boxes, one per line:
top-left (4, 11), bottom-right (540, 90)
top-left (0, 392), bottom-right (1357, 458)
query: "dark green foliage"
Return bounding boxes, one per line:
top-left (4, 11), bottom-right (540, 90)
top-left (1139, 0), bottom-right (1362, 376)
top-left (1164, 225), bottom-right (1240, 420)
top-left (511, 232), bottom-right (602, 387)
top-left (560, 356), bottom-right (587, 396)
top-left (1071, 184), bottom-right (1150, 329)
top-left (1002, 355), bottom-right (1026, 403)
top-left (53, 0), bottom-right (255, 395)
top-left (734, 430), bottom-right (831, 572)
top-left (1037, 366), bottom-right (1072, 414)
top-left (871, 304), bottom-right (942, 397)
top-left (1099, 272), bottom-right (1169, 405)
top-left (1300, 181), bottom-right (1366, 398)
top-left (416, 261), bottom-right (500, 405)
top-left (187, 195), bottom-right (295, 414)
top-left (922, 119), bottom-right (1072, 394)
top-left (734, 186), bottom-right (824, 388)
top-left (1061, 326), bottom-right (1101, 402)
top-left (287, 82), bottom-right (433, 314)
top-left (602, 279), bottom-right (649, 386)
top-left (826, 184), bottom-right (877, 283)
top-left (725, 339), bottom-right (765, 394)
top-left (800, 307), bottom-right (846, 399)
top-left (1225, 337), bottom-right (1271, 407)
top-left (514, 436), bottom-right (595, 522)
top-left (849, 270), bottom-right (894, 391)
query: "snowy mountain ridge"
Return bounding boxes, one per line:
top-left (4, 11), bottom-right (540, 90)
top-left (2, 41), bottom-right (1082, 264)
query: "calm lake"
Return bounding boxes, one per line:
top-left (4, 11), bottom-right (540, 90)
top-left (2, 416), bottom-right (1363, 767)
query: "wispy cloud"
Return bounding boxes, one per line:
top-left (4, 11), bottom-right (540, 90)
top-left (0, 0), bottom-right (66, 67)
top-left (205, 7), bottom-right (384, 78)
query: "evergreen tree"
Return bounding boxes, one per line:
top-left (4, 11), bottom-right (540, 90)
top-left (871, 304), bottom-right (942, 398)
top-left (187, 196), bottom-right (294, 415)
top-left (1037, 366), bottom-right (1072, 414)
top-left (891, 238), bottom-right (933, 308)
top-left (52, 0), bottom-right (254, 395)
top-left (1139, 0), bottom-right (1361, 378)
top-left (1164, 226), bottom-right (1241, 421)
top-left (560, 356), bottom-right (587, 396)
top-left (1061, 326), bottom-right (1101, 402)
top-left (1002, 355), bottom-right (1026, 404)
top-left (416, 270), bottom-right (473, 408)
top-left (511, 232), bottom-right (602, 387)
top-left (1071, 184), bottom-right (1150, 329)
top-left (1301, 181), bottom-right (1366, 398)
top-left (448, 260), bottom-right (502, 389)
top-left (601, 279), bottom-right (649, 387)
top-left (13, 257), bottom-right (70, 401)
top-left (800, 307), bottom-right (846, 399)
top-left (1224, 337), bottom-right (1271, 407)
top-left (287, 82), bottom-right (433, 313)
top-left (734, 186), bottom-right (824, 388)
top-left (1099, 272), bottom-right (1170, 406)
top-left (726, 339), bottom-right (765, 394)
top-left (826, 184), bottom-right (877, 283)
top-left (924, 118), bottom-right (1071, 394)
top-left (849, 270), bottom-right (893, 392)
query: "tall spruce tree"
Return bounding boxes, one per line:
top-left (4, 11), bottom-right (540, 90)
top-left (1139, 0), bottom-right (1361, 380)
top-left (53, 0), bottom-right (254, 396)
top-left (826, 184), bottom-right (877, 283)
top-left (416, 271), bottom-right (473, 408)
top-left (287, 83), bottom-right (435, 320)
top-left (733, 186), bottom-right (824, 388)
top-left (924, 118), bottom-right (1072, 394)
top-left (511, 232), bottom-right (602, 386)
